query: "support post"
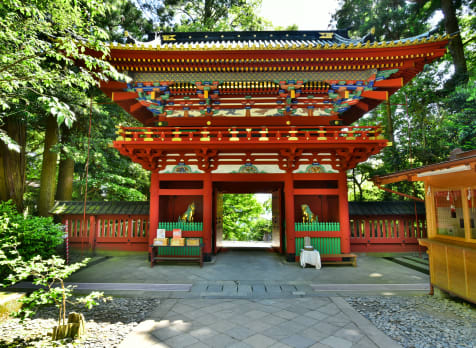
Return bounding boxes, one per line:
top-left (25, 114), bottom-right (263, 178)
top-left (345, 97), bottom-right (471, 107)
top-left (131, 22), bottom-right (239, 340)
top-left (284, 172), bottom-right (295, 261)
top-left (88, 215), bottom-right (96, 253)
top-left (202, 173), bottom-right (213, 261)
top-left (339, 173), bottom-right (351, 253)
top-left (149, 172), bottom-right (159, 258)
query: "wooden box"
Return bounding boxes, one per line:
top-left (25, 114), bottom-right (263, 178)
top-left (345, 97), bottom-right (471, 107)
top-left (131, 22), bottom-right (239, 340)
top-left (186, 238), bottom-right (200, 246)
top-left (153, 238), bottom-right (168, 246)
top-left (170, 238), bottom-right (185, 246)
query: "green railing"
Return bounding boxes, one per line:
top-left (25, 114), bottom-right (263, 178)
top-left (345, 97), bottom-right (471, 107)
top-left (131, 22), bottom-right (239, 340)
top-left (158, 221), bottom-right (203, 231)
top-left (294, 222), bottom-right (340, 231)
top-left (295, 237), bottom-right (341, 254)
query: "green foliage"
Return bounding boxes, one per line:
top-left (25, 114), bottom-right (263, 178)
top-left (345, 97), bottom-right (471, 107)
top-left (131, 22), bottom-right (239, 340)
top-left (133, 0), bottom-right (272, 32)
top-left (0, 0), bottom-right (124, 126)
top-left (334, 0), bottom-right (475, 201)
top-left (0, 202), bottom-right (108, 331)
top-left (331, 0), bottom-right (429, 40)
top-left (98, 0), bottom-right (155, 43)
top-left (0, 250), bottom-right (108, 328)
top-left (0, 201), bottom-right (63, 279)
top-left (440, 84), bottom-right (476, 151)
top-left (68, 92), bottom-right (149, 201)
top-left (222, 194), bottom-right (271, 241)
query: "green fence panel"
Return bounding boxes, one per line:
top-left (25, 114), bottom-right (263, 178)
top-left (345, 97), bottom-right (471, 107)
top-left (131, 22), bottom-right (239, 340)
top-left (295, 237), bottom-right (341, 254)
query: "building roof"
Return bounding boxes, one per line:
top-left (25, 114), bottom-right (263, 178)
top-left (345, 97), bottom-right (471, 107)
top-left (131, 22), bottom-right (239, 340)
top-left (50, 201), bottom-right (149, 216)
top-left (114, 29), bottom-right (449, 51)
top-left (348, 201), bottom-right (425, 216)
top-left (97, 29), bottom-right (450, 127)
top-left (373, 150), bottom-right (476, 185)
top-left (51, 200), bottom-right (424, 217)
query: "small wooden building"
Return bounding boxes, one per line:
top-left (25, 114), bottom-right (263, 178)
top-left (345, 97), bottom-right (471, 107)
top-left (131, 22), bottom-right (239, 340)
top-left (374, 150), bottom-right (476, 303)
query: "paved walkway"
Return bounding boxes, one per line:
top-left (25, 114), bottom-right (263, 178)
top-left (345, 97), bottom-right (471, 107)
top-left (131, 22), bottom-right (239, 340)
top-left (67, 250), bottom-right (428, 287)
top-left (119, 297), bottom-right (401, 348)
top-left (63, 250), bottom-right (428, 347)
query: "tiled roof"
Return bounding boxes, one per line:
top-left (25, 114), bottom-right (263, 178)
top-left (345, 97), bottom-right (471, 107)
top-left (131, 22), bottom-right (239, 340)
top-left (348, 201), bottom-right (425, 216)
top-left (50, 201), bottom-right (149, 215)
top-left (51, 200), bottom-right (425, 217)
top-left (111, 30), bottom-right (450, 51)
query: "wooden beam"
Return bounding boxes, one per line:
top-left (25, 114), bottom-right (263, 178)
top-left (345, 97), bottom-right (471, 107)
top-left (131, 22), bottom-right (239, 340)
top-left (361, 90), bottom-right (388, 101)
top-left (112, 91), bottom-right (138, 102)
top-left (355, 102), bottom-right (369, 112)
top-left (130, 102), bottom-right (145, 113)
top-left (100, 81), bottom-right (128, 89)
top-left (374, 78), bottom-right (403, 88)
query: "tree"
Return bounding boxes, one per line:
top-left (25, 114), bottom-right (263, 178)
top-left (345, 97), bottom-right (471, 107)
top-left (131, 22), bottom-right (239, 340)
top-left (411, 0), bottom-right (471, 88)
top-left (333, 0), bottom-right (475, 201)
top-left (132, 0), bottom-right (271, 32)
top-left (332, 0), bottom-right (429, 41)
top-left (0, 0), bottom-right (123, 211)
top-left (222, 194), bottom-right (271, 241)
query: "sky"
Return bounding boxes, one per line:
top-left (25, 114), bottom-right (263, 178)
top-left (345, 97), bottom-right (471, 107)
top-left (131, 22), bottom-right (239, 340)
top-left (259, 0), bottom-right (340, 30)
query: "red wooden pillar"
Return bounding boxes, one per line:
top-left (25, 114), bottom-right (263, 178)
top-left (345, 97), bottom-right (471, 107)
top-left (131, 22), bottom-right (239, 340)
top-left (149, 171), bottom-right (159, 257)
top-left (284, 172), bottom-right (295, 261)
top-left (338, 172), bottom-right (351, 253)
top-left (89, 215), bottom-right (96, 252)
top-left (202, 173), bottom-right (213, 260)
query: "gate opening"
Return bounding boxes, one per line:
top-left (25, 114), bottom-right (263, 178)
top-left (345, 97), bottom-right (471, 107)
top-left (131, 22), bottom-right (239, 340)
top-left (214, 182), bottom-right (283, 253)
top-left (220, 193), bottom-right (272, 248)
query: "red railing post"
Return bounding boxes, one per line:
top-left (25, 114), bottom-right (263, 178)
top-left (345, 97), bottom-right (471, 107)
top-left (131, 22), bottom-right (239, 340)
top-left (89, 215), bottom-right (96, 252)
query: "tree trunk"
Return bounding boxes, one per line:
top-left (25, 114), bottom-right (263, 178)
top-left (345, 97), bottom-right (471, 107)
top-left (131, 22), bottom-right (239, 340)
top-left (385, 101), bottom-right (395, 144)
top-left (56, 127), bottom-right (74, 201)
top-left (441, 0), bottom-right (468, 87)
top-left (38, 115), bottom-right (59, 216)
top-left (0, 117), bottom-right (26, 211)
top-left (56, 157), bottom-right (74, 201)
top-left (203, 0), bottom-right (213, 27)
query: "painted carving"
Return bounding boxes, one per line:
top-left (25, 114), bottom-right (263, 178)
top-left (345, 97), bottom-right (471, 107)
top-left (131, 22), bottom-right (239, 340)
top-left (238, 163), bottom-right (258, 173)
top-left (305, 163), bottom-right (325, 173)
top-left (173, 163), bottom-right (192, 173)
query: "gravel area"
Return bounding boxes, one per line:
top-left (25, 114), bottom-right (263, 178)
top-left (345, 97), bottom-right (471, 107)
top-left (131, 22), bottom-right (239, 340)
top-left (0, 297), bottom-right (159, 347)
top-left (346, 295), bottom-right (476, 348)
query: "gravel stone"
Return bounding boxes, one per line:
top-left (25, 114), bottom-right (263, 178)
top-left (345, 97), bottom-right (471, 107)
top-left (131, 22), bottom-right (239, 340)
top-left (0, 296), bottom-right (159, 347)
top-left (345, 295), bottom-right (476, 348)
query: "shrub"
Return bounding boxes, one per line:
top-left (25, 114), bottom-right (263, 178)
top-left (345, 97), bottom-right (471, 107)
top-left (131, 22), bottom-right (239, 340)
top-left (0, 201), bottom-right (63, 280)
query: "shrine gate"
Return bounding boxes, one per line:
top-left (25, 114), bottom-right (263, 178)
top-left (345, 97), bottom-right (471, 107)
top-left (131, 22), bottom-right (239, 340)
top-left (94, 30), bottom-right (449, 261)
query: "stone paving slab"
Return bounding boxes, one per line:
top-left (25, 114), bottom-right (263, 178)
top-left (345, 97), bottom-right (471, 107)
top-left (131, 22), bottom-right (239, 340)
top-left (311, 283), bottom-right (430, 292)
top-left (119, 297), bottom-right (402, 348)
top-left (11, 282), bottom-right (192, 291)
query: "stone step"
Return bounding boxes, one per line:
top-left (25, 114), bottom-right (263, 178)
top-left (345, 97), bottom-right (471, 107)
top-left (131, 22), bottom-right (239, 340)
top-left (403, 255), bottom-right (429, 266)
top-left (196, 283), bottom-right (306, 298)
top-left (385, 257), bottom-right (429, 274)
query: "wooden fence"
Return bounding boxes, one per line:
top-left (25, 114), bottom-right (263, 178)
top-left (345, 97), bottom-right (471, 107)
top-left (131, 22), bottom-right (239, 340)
top-left (63, 214), bottom-right (427, 253)
top-left (63, 214), bottom-right (149, 252)
top-left (349, 215), bottom-right (427, 252)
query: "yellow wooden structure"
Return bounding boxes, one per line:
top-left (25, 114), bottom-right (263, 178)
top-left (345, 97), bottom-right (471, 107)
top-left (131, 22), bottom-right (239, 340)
top-left (374, 149), bottom-right (476, 303)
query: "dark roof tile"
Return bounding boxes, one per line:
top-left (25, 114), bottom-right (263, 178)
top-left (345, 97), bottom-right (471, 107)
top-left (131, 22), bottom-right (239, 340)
top-left (52, 200), bottom-right (425, 217)
top-left (349, 201), bottom-right (425, 216)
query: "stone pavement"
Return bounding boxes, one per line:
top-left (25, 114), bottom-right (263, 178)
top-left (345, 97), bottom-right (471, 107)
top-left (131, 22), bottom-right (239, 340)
top-left (63, 250), bottom-right (429, 347)
top-left (119, 297), bottom-right (401, 348)
top-left (67, 250), bottom-right (428, 287)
